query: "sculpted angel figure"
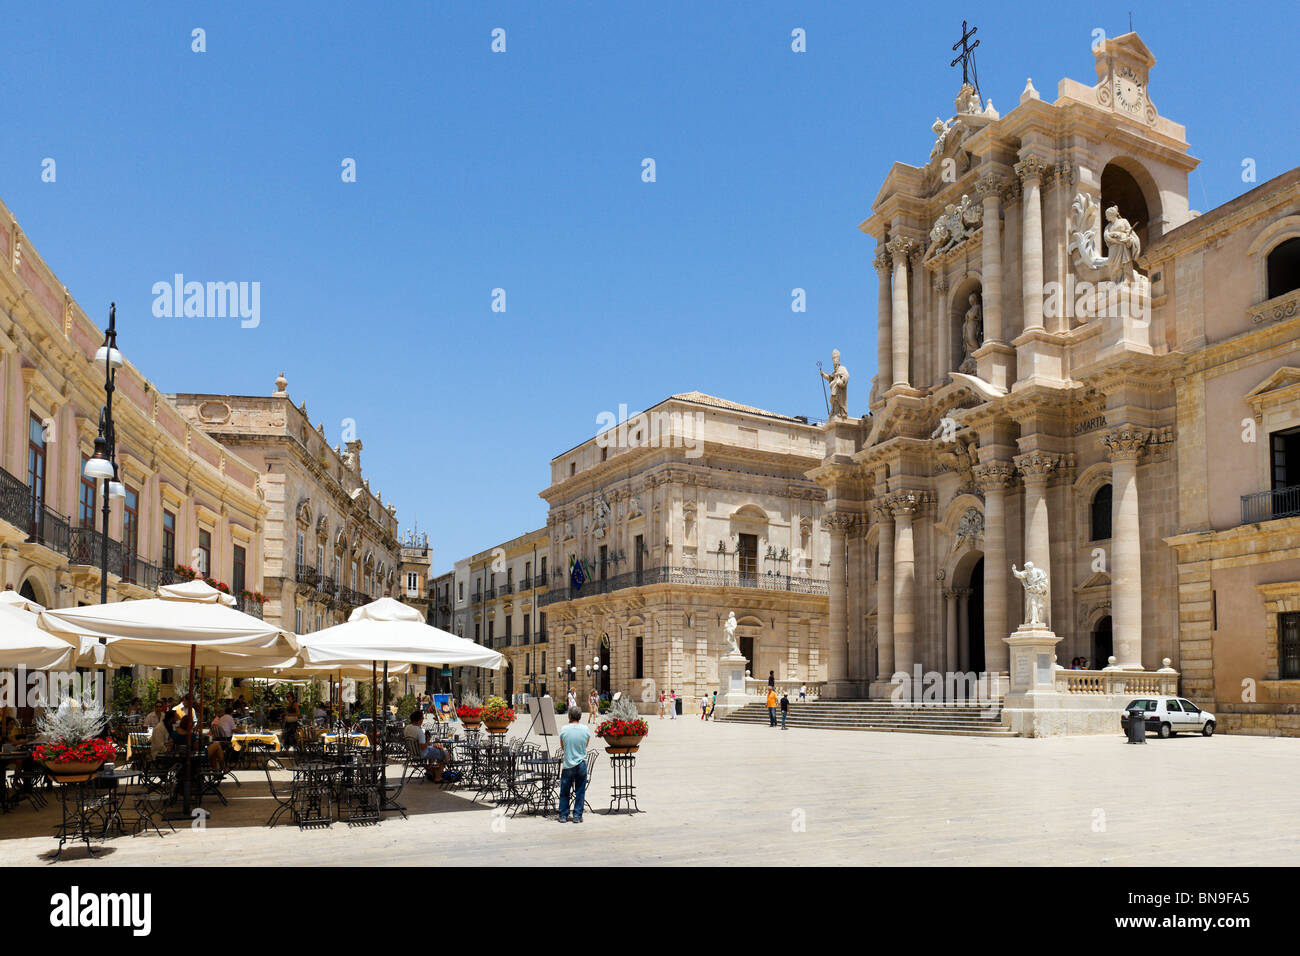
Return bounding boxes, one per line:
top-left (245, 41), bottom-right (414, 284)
top-left (1011, 561), bottom-right (1050, 627)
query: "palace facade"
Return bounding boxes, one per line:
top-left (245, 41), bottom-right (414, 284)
top-left (815, 33), bottom-right (1300, 734)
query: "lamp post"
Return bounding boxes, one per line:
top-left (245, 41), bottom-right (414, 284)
top-left (84, 304), bottom-right (124, 607)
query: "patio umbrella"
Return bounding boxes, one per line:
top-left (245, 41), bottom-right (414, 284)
top-left (37, 580), bottom-right (299, 815)
top-left (0, 588), bottom-right (45, 613)
top-left (0, 603), bottom-right (77, 670)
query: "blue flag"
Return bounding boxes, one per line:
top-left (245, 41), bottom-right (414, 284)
top-left (570, 555), bottom-right (587, 591)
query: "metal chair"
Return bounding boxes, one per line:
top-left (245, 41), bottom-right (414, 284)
top-left (263, 756), bottom-right (298, 828)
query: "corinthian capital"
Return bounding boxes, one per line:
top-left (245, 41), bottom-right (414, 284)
top-left (974, 173), bottom-right (1005, 202)
top-left (1013, 451), bottom-right (1065, 483)
top-left (972, 459), bottom-right (1017, 492)
top-left (1102, 427), bottom-right (1151, 463)
top-left (822, 512), bottom-right (857, 534)
top-left (1014, 154), bottom-right (1051, 183)
top-left (885, 237), bottom-right (918, 261)
top-left (873, 248), bottom-right (891, 273)
top-left (886, 489), bottom-right (931, 517)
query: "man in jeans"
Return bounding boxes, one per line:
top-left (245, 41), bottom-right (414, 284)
top-left (557, 706), bottom-right (591, 823)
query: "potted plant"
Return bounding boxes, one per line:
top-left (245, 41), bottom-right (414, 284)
top-left (596, 694), bottom-right (650, 754)
top-left (481, 695), bottom-right (515, 733)
top-left (32, 699), bottom-right (117, 783)
top-left (457, 691), bottom-right (484, 729)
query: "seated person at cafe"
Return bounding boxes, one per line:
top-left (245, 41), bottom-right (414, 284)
top-left (127, 698), bottom-right (143, 717)
top-left (211, 707), bottom-right (236, 739)
top-left (144, 700), bottom-right (166, 730)
top-left (151, 709), bottom-right (177, 758)
top-left (402, 710), bottom-right (448, 781)
top-left (1, 714), bottom-right (25, 747)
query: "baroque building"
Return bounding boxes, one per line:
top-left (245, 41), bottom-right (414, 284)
top-left (815, 32), bottom-right (1300, 735)
top-left (0, 195), bottom-right (266, 617)
top-left (537, 392), bottom-right (830, 711)
top-left (172, 374), bottom-right (401, 638)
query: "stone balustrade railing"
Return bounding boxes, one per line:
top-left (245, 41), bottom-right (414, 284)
top-left (1054, 667), bottom-right (1179, 697)
top-left (743, 678), bottom-right (823, 701)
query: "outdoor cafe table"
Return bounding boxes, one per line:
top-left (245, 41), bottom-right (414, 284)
top-left (125, 732), bottom-right (152, 760)
top-left (230, 732), bottom-right (281, 752)
top-left (321, 733), bottom-right (370, 748)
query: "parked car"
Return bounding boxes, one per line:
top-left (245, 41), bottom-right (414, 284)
top-left (1120, 697), bottom-right (1216, 738)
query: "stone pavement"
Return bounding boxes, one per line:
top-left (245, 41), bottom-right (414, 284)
top-left (3, 716), bottom-right (1297, 866)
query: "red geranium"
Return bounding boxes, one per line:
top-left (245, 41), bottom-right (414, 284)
top-left (34, 737), bottom-right (117, 764)
top-left (597, 717), bottom-right (649, 738)
top-left (456, 706), bottom-right (482, 720)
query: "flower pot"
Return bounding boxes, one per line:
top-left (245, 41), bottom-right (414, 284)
top-left (483, 718), bottom-right (512, 734)
top-left (460, 716), bottom-right (482, 729)
top-left (41, 760), bottom-right (104, 783)
top-left (602, 734), bottom-right (644, 754)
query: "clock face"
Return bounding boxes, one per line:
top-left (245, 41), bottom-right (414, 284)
top-left (1114, 67), bottom-right (1144, 113)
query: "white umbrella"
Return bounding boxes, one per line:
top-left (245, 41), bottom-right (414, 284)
top-left (297, 597), bottom-right (503, 670)
top-left (0, 604), bottom-right (76, 670)
top-left (0, 589), bottom-right (45, 613)
top-left (37, 580), bottom-right (298, 667)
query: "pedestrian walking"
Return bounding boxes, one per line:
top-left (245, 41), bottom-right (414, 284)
top-left (767, 670), bottom-right (775, 689)
top-left (669, 690), bottom-right (677, 720)
top-left (588, 690), bottom-right (599, 724)
top-left (766, 687), bottom-right (778, 727)
top-left (700, 695), bottom-right (708, 719)
top-left (658, 691), bottom-right (665, 720)
top-left (780, 691), bottom-right (789, 730)
top-left (710, 690), bottom-right (718, 720)
top-left (799, 684), bottom-right (807, 702)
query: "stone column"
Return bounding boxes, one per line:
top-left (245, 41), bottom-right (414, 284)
top-left (944, 588), bottom-right (958, 674)
top-left (934, 276), bottom-right (950, 377)
top-left (1105, 429), bottom-right (1149, 669)
top-left (956, 587), bottom-right (973, 672)
top-left (823, 513), bottom-right (853, 694)
top-left (976, 174), bottom-right (1003, 344)
top-left (887, 238), bottom-right (916, 389)
top-left (1014, 451), bottom-right (1062, 627)
top-left (847, 520), bottom-right (866, 686)
top-left (875, 248), bottom-right (892, 401)
top-left (875, 503), bottom-right (895, 681)
top-left (1016, 154), bottom-right (1050, 333)
top-left (890, 492), bottom-right (922, 678)
top-left (973, 461), bottom-right (1016, 673)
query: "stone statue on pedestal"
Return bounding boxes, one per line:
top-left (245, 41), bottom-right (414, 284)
top-left (961, 292), bottom-right (983, 372)
top-left (820, 350), bottom-right (849, 420)
top-left (723, 611), bottom-right (740, 655)
top-left (1011, 562), bottom-right (1049, 627)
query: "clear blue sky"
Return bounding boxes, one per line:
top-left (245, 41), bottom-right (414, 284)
top-left (1, 1), bottom-right (1293, 573)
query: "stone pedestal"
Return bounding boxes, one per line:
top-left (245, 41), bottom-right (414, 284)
top-left (1001, 625), bottom-right (1062, 737)
top-left (714, 651), bottom-right (751, 718)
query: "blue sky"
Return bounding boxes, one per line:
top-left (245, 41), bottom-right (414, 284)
top-left (1, 1), bottom-right (1293, 573)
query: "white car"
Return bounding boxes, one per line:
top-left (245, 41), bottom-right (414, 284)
top-left (1120, 696), bottom-right (1216, 738)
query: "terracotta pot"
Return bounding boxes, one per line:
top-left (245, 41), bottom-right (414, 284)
top-left (602, 734), bottom-right (644, 754)
top-left (483, 718), bottom-right (512, 733)
top-left (460, 715), bottom-right (482, 729)
top-left (41, 760), bottom-right (104, 783)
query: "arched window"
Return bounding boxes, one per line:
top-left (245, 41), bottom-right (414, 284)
top-left (1267, 237), bottom-right (1300, 300)
top-left (1090, 484), bottom-right (1113, 541)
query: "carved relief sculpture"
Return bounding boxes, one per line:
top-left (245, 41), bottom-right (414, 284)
top-left (1068, 193), bottom-right (1145, 284)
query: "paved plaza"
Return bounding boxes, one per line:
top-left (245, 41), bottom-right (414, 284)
top-left (3, 719), bottom-right (1298, 867)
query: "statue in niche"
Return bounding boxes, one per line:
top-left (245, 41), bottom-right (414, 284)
top-left (960, 292), bottom-right (983, 373)
top-left (1068, 193), bottom-right (1145, 285)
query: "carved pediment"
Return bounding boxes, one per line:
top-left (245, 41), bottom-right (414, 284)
top-left (1245, 366), bottom-right (1300, 414)
top-left (1074, 570), bottom-right (1112, 594)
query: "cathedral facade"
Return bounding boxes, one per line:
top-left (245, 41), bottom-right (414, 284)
top-left (815, 33), bottom-right (1300, 735)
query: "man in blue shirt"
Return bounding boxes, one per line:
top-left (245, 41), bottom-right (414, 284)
top-left (558, 706), bottom-right (591, 823)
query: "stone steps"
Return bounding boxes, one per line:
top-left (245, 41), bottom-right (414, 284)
top-left (719, 701), bottom-right (1016, 736)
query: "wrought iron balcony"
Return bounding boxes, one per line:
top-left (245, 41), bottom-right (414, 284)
top-left (0, 468), bottom-right (30, 532)
top-left (120, 552), bottom-right (159, 591)
top-left (500, 582), bottom-right (513, 595)
top-left (68, 525), bottom-right (120, 570)
top-left (485, 587), bottom-right (496, 600)
top-left (158, 566), bottom-right (179, 588)
top-left (235, 595), bottom-right (264, 619)
top-left (1242, 485), bottom-right (1300, 524)
top-left (29, 503), bottom-right (70, 554)
top-left (533, 574), bottom-right (547, 589)
top-left (535, 630), bottom-right (547, 644)
top-left (296, 564), bottom-right (319, 589)
top-left (538, 565), bottom-right (830, 606)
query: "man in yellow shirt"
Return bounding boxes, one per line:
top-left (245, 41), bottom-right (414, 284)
top-left (766, 688), bottom-right (778, 727)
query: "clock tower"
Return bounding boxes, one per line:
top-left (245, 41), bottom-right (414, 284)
top-left (1093, 32), bottom-right (1158, 127)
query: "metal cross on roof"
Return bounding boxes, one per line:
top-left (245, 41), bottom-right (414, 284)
top-left (950, 19), bottom-right (981, 97)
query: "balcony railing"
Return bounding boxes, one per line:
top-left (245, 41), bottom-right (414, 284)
top-left (535, 630), bottom-right (547, 644)
top-left (538, 565), bottom-right (830, 606)
top-left (120, 552), bottom-right (159, 591)
top-left (1242, 485), bottom-right (1300, 524)
top-left (296, 564), bottom-right (319, 589)
top-left (68, 525), bottom-right (120, 570)
top-left (533, 574), bottom-right (547, 589)
top-left (29, 503), bottom-right (70, 554)
top-left (485, 587), bottom-right (496, 600)
top-left (500, 582), bottom-right (513, 595)
top-left (0, 468), bottom-right (30, 531)
top-left (234, 595), bottom-right (264, 620)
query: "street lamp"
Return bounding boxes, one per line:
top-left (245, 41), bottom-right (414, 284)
top-left (84, 304), bottom-right (122, 606)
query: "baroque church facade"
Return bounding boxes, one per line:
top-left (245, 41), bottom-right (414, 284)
top-left (814, 33), bottom-right (1300, 735)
